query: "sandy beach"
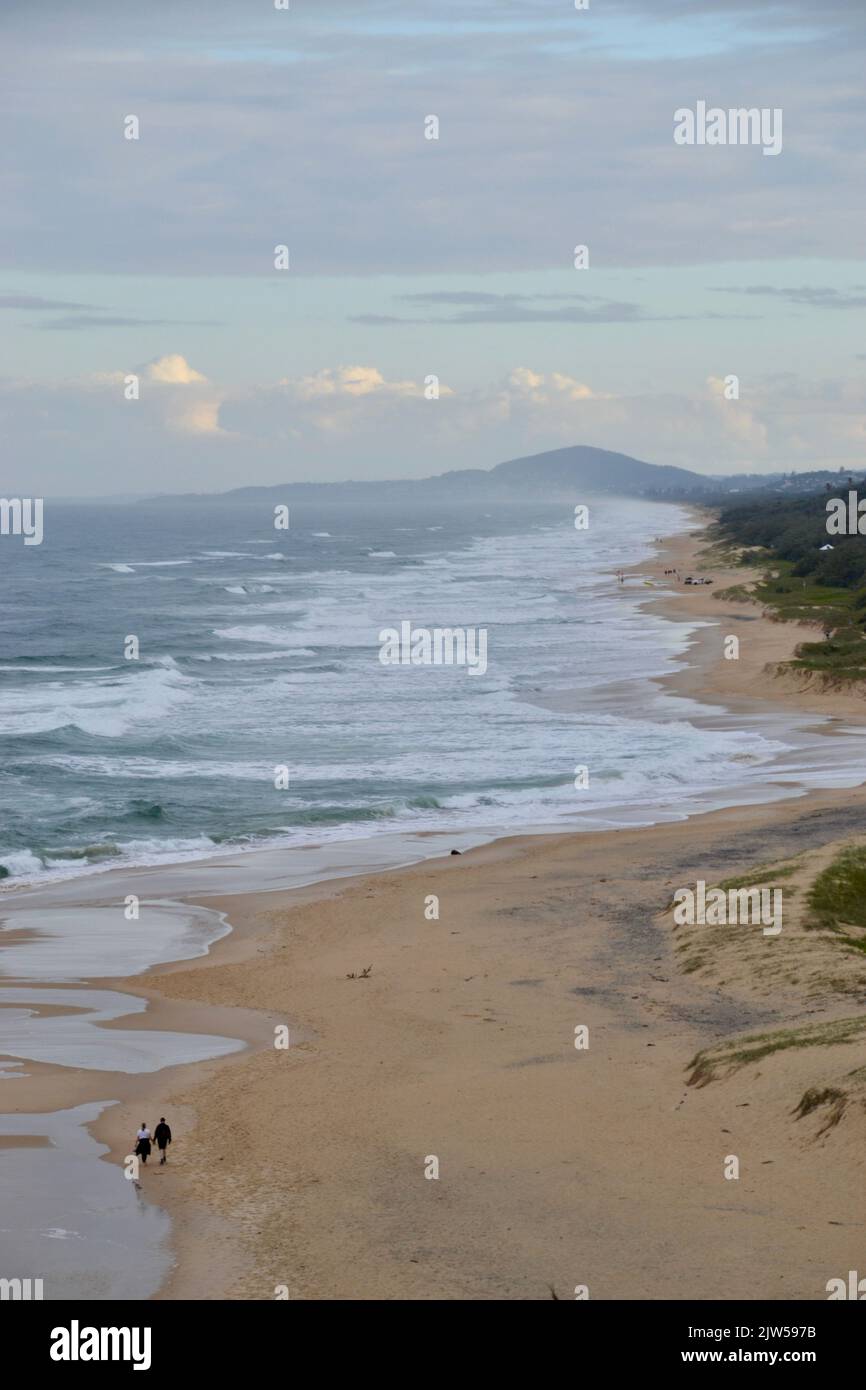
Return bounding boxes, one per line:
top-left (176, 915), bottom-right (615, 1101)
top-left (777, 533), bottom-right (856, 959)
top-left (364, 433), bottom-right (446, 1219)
top-left (5, 517), bottom-right (866, 1301)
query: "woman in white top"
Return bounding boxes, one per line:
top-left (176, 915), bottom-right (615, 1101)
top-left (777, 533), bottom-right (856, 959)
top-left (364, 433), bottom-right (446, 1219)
top-left (135, 1123), bottom-right (152, 1164)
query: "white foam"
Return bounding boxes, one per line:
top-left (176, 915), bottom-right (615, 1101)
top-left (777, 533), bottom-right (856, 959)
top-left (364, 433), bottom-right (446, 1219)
top-left (0, 663), bottom-right (196, 739)
top-left (30, 754), bottom-right (271, 780)
top-left (213, 624), bottom-right (310, 646)
top-left (0, 850), bottom-right (46, 880)
top-left (196, 647), bottom-right (315, 661)
top-left (223, 584), bottom-right (276, 595)
top-left (0, 665), bottom-right (113, 673)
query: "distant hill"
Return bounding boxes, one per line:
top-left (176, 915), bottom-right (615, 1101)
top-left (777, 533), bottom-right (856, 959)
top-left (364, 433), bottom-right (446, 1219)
top-left (487, 445), bottom-right (716, 497)
top-left (142, 445), bottom-right (852, 505)
top-left (146, 445), bottom-right (723, 504)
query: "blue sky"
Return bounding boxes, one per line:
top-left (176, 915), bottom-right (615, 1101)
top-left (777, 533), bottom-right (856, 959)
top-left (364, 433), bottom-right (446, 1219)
top-left (1, 0), bottom-right (864, 494)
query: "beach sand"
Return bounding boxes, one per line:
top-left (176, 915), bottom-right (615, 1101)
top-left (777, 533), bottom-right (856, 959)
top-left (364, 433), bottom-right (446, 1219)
top-left (6, 519), bottom-right (866, 1300)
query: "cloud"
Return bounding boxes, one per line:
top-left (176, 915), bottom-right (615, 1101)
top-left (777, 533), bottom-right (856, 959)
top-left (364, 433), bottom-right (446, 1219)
top-left (286, 365), bottom-right (428, 399)
top-left (36, 314), bottom-right (222, 331)
top-left (85, 354), bottom-right (224, 434)
top-left (145, 354), bottom-right (208, 385)
top-left (352, 291), bottom-right (749, 326)
top-left (1, 1), bottom-right (864, 276)
top-left (398, 292), bottom-right (526, 306)
top-left (712, 285), bottom-right (866, 309)
top-left (0, 1), bottom-right (859, 496)
top-left (0, 293), bottom-right (95, 310)
top-left (173, 398), bottom-right (223, 436)
top-left (3, 358), bottom-right (865, 494)
top-left (138, 354), bottom-right (225, 434)
top-left (353, 301), bottom-right (652, 326)
top-left (507, 368), bottom-right (611, 404)
top-left (0, 292), bottom-right (223, 330)
top-left (0, 292), bottom-right (221, 330)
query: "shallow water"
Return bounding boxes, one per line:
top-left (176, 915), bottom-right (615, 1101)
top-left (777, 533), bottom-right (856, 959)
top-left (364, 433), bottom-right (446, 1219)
top-left (0, 986), bottom-right (245, 1072)
top-left (0, 828), bottom-right (492, 910)
top-left (0, 1103), bottom-right (172, 1300)
top-left (0, 890), bottom-right (243, 1297)
top-left (0, 899), bottom-right (231, 982)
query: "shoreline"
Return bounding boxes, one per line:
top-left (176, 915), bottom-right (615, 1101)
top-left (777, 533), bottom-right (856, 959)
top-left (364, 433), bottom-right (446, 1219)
top-left (0, 504), bottom-right (857, 909)
top-left (5, 512), bottom-right (866, 1299)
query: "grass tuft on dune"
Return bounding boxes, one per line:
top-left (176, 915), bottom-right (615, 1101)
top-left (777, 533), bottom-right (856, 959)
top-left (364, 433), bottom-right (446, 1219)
top-left (806, 845), bottom-right (866, 949)
top-left (687, 1017), bottom-right (866, 1088)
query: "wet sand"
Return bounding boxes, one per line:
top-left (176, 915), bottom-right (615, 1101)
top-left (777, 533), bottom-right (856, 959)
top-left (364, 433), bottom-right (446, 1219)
top-left (4, 517), bottom-right (866, 1300)
top-left (0, 1103), bottom-right (172, 1301)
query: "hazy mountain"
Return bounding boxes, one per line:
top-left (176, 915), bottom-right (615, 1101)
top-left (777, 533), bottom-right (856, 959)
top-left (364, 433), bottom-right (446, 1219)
top-left (143, 445), bottom-right (844, 506)
top-left (487, 446), bottom-right (716, 497)
top-left (146, 445), bottom-right (722, 504)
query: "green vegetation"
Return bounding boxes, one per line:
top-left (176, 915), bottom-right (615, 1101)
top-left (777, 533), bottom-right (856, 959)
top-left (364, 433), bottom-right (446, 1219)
top-left (793, 1086), bottom-right (847, 1133)
top-left (717, 860), bottom-right (802, 892)
top-left (714, 582), bottom-right (752, 602)
top-left (806, 845), bottom-right (866, 950)
top-left (752, 562), bottom-right (853, 624)
top-left (687, 1016), bottom-right (866, 1087)
top-left (680, 845), bottom-right (866, 1112)
top-left (715, 489), bottom-right (866, 591)
top-left (789, 635), bottom-right (866, 677)
top-left (714, 487), bottom-right (866, 678)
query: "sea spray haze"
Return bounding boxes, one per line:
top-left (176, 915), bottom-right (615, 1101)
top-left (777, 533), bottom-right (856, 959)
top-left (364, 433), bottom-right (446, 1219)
top-left (0, 496), bottom-right (786, 885)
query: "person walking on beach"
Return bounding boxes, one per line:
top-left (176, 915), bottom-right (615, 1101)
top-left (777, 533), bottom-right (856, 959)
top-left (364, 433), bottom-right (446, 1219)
top-left (135, 1123), bottom-right (152, 1165)
top-left (154, 1117), bottom-right (172, 1165)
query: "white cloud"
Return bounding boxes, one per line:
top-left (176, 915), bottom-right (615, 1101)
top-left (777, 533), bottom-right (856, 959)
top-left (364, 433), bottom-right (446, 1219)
top-left (507, 368), bottom-right (611, 404)
top-left (145, 354), bottom-right (207, 385)
top-left (288, 365), bottom-right (427, 399)
top-left (172, 397), bottom-right (223, 436)
top-left (4, 360), bottom-right (866, 493)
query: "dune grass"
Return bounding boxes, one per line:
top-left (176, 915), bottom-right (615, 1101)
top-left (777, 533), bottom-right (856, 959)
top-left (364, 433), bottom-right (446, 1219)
top-left (792, 1086), bottom-right (848, 1133)
top-left (717, 861), bottom-right (802, 893)
top-left (806, 845), bottom-right (866, 950)
top-left (687, 1016), bottom-right (866, 1088)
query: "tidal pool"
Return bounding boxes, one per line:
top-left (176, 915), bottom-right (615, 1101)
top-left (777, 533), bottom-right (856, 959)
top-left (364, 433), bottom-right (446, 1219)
top-left (0, 1103), bottom-right (172, 1300)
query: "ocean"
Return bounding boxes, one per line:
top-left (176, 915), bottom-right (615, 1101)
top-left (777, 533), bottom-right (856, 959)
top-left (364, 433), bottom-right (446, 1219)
top-left (0, 494), bottom-right (857, 887)
top-left (4, 489), bottom-right (866, 1303)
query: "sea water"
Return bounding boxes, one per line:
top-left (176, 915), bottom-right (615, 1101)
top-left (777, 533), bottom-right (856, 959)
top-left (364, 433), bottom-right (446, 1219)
top-left (3, 494), bottom-right (858, 889)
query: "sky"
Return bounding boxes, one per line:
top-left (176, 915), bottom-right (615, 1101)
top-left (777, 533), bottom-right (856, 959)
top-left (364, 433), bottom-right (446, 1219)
top-left (1, 0), bottom-right (864, 495)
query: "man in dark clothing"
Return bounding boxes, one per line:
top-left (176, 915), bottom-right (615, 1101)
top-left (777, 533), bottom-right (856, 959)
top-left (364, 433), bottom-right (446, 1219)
top-left (154, 1117), bottom-right (172, 1165)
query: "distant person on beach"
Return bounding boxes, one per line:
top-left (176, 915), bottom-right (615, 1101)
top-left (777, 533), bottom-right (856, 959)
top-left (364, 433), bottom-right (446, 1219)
top-left (154, 1117), bottom-right (172, 1165)
top-left (135, 1123), bottom-right (152, 1165)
